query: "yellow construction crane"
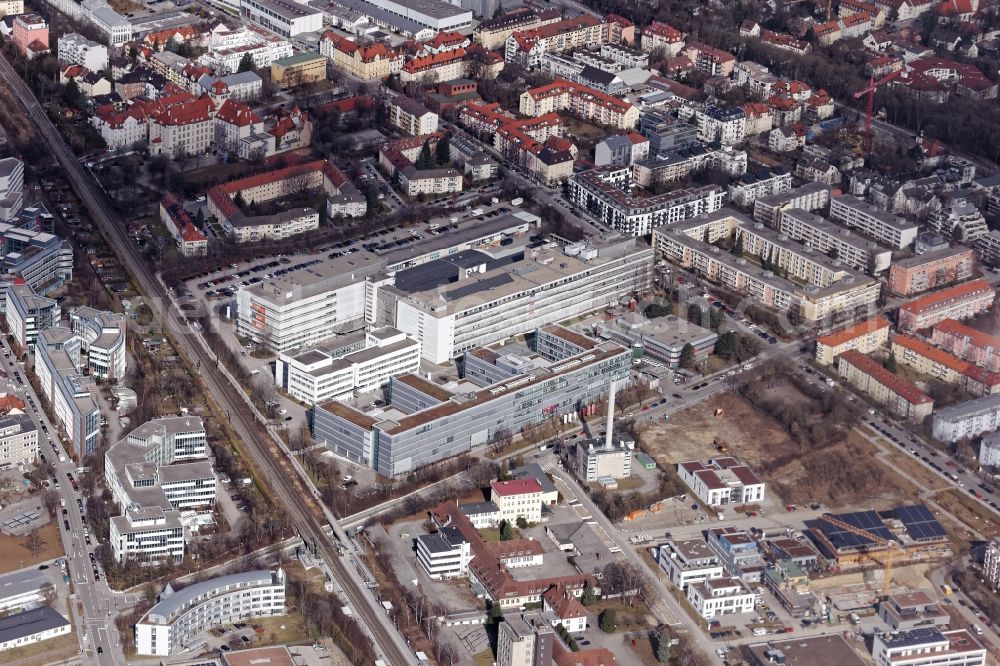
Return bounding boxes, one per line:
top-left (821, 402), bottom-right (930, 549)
top-left (817, 513), bottom-right (901, 600)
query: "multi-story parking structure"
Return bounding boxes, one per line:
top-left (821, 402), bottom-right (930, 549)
top-left (313, 327), bottom-right (631, 477)
top-left (135, 569), bottom-right (286, 655)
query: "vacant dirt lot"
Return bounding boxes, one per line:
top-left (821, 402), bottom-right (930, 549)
top-left (641, 389), bottom-right (917, 508)
top-left (0, 521), bottom-right (63, 574)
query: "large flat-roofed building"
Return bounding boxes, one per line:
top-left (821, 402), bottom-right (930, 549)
top-left (34, 327), bottom-right (100, 457)
top-left (872, 628), bottom-right (985, 666)
top-left (594, 313), bottom-right (717, 367)
top-left (313, 330), bottom-right (631, 477)
top-left (777, 208), bottom-right (892, 273)
top-left (655, 537), bottom-right (725, 589)
top-left (753, 182), bottom-right (831, 226)
top-left (416, 525), bottom-right (472, 579)
top-left (677, 457), bottom-right (766, 507)
top-left (746, 634), bottom-right (867, 666)
top-left (0, 570), bottom-right (48, 613)
top-left (931, 318), bottom-right (1000, 372)
top-left (136, 569), bottom-right (286, 656)
top-left (829, 194), bottom-right (919, 249)
top-left (838, 350), bottom-right (934, 422)
top-left (686, 576), bottom-right (756, 619)
top-left (0, 606), bottom-right (71, 653)
top-left (110, 506), bottom-right (184, 565)
top-left (567, 166), bottom-right (725, 236)
top-left (889, 246), bottom-right (977, 296)
top-left (341, 0), bottom-right (472, 35)
top-left (240, 0), bottom-right (323, 37)
top-left (380, 236), bottom-right (652, 364)
top-left (878, 590), bottom-right (949, 630)
top-left (932, 393), bottom-right (1000, 442)
top-left (576, 437), bottom-right (633, 482)
top-left (275, 327), bottom-right (420, 404)
top-left (270, 52), bottom-right (327, 86)
top-left (897, 279), bottom-right (995, 332)
top-left (815, 316), bottom-right (890, 365)
top-left (0, 222), bottom-right (73, 296)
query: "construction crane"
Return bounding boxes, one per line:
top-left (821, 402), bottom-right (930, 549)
top-left (817, 513), bottom-right (901, 600)
top-left (853, 70), bottom-right (903, 155)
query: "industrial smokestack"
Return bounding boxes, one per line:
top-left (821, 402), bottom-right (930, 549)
top-left (605, 380), bottom-right (617, 449)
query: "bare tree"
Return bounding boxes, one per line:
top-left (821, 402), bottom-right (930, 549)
top-left (21, 529), bottom-right (46, 557)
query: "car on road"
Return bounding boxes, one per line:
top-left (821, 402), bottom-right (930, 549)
top-left (672, 393), bottom-right (682, 399)
top-left (97, 647), bottom-right (103, 654)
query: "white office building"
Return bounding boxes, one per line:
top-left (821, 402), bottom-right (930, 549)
top-left (198, 24), bottom-right (293, 74)
top-left (829, 194), bottom-right (919, 249)
top-left (274, 327), bottom-right (420, 404)
top-left (872, 628), bottom-right (986, 666)
top-left (69, 306), bottom-right (126, 382)
top-left (686, 576), bottom-right (757, 619)
top-left (0, 158), bottom-right (23, 223)
top-left (576, 438), bottom-right (633, 482)
top-left (240, 0), bottom-right (323, 37)
top-left (34, 327), bottom-right (100, 457)
top-left (81, 0), bottom-right (132, 47)
top-left (5, 283), bottom-right (59, 351)
top-left (110, 507), bottom-right (185, 565)
top-left (0, 413), bottom-right (37, 469)
top-left (415, 526), bottom-right (472, 580)
top-left (56, 32), bottom-right (108, 72)
top-left (656, 538), bottom-right (725, 589)
top-left (135, 569), bottom-right (286, 656)
top-left (677, 459), bottom-right (766, 507)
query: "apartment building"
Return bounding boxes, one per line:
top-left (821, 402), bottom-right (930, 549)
top-left (872, 629), bottom-right (985, 666)
top-left (568, 166), bottom-right (724, 236)
top-left (928, 198), bottom-right (988, 244)
top-left (932, 393), bottom-right (1000, 442)
top-left (677, 458), bottom-right (766, 507)
top-left (274, 327), bottom-right (420, 404)
top-left (0, 0), bottom-right (21, 16)
top-left (889, 247), bottom-right (976, 296)
top-left (815, 316), bottom-right (890, 365)
top-left (656, 538), bottom-right (725, 589)
top-left (505, 16), bottom-right (607, 69)
top-left (320, 33), bottom-right (402, 80)
top-left (984, 537), bottom-right (1000, 588)
top-left (313, 333), bottom-right (631, 477)
top-left (653, 214), bottom-right (880, 325)
top-left (640, 20), bottom-right (685, 55)
top-left (932, 319), bottom-right (1000, 372)
top-left (200, 24), bottom-right (293, 74)
top-left (0, 413), bottom-right (37, 468)
top-left (680, 41), bottom-right (736, 76)
top-left (687, 577), bottom-right (756, 619)
top-left (240, 0), bottom-right (322, 37)
top-left (728, 168), bottom-right (792, 209)
top-left (490, 479), bottom-right (543, 524)
top-left (12, 14), bottom-right (48, 58)
top-left (5, 284), bottom-right (59, 351)
top-left (829, 194), bottom-right (919, 249)
top-left (56, 32), bottom-right (107, 72)
top-left (631, 145), bottom-right (747, 188)
top-left (695, 106), bottom-right (746, 146)
top-left (838, 350), bottom-right (934, 422)
top-left (389, 96), bottom-right (439, 136)
top-left (136, 569), bottom-right (286, 655)
top-left (778, 208), bottom-right (892, 273)
top-left (736, 222), bottom-right (871, 288)
top-left (897, 279), bottom-right (995, 332)
top-left (892, 334), bottom-right (1000, 397)
top-left (753, 182), bottom-right (831, 226)
top-left (70, 306), bottom-right (126, 381)
top-left (34, 328), bottom-right (100, 456)
top-left (158, 195), bottom-right (208, 257)
top-left (520, 79), bottom-right (639, 130)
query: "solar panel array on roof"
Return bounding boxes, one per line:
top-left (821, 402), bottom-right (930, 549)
top-left (817, 511), bottom-right (893, 550)
top-left (881, 627), bottom-right (946, 649)
top-left (893, 504), bottom-right (947, 541)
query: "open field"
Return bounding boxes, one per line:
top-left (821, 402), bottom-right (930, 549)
top-left (6, 632), bottom-right (78, 665)
top-left (0, 521), bottom-right (63, 574)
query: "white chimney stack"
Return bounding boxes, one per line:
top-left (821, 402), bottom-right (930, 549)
top-left (605, 380), bottom-right (617, 449)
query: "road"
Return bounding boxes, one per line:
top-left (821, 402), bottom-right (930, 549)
top-left (0, 56), bottom-right (416, 666)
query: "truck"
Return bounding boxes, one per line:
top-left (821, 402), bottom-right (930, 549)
top-left (471, 208), bottom-right (484, 216)
top-left (491, 197), bottom-right (500, 204)
top-left (511, 197), bottom-right (524, 206)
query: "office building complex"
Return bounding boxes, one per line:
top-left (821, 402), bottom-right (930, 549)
top-left (0, 222), bottom-right (73, 294)
top-left (239, 0), bottom-right (322, 37)
top-left (931, 319), bottom-right (1000, 372)
top-left (594, 313), bottom-right (717, 367)
top-left (106, 417), bottom-right (212, 564)
top-left (815, 316), bottom-right (891, 365)
top-left (897, 279), bottom-right (995, 332)
top-left (69, 306), bottom-right (126, 381)
top-left (0, 158), bottom-right (22, 223)
top-left (568, 166), bottom-right (725, 236)
top-left (274, 327), bottom-right (420, 404)
top-left (932, 393), bottom-right (1000, 442)
top-left (888, 247), bottom-right (976, 296)
top-left (5, 283), bottom-right (59, 350)
top-left (838, 350), bottom-right (934, 422)
top-left (313, 327), bottom-right (631, 477)
top-left (136, 569), bottom-right (286, 656)
top-left (35, 327), bottom-right (100, 457)
top-left (829, 194), bottom-right (919, 249)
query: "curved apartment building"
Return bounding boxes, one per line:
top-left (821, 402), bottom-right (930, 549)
top-left (135, 568), bottom-right (286, 656)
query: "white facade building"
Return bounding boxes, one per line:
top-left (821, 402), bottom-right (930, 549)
top-left (198, 24), bottom-right (293, 74)
top-left (656, 538), bottom-right (726, 589)
top-left (490, 479), bottom-right (544, 524)
top-left (56, 32), bottom-right (108, 72)
top-left (872, 629), bottom-right (986, 666)
top-left (0, 570), bottom-right (48, 614)
top-left (576, 438), bottom-right (633, 482)
top-left (0, 607), bottom-right (71, 653)
top-left (677, 459), bottom-right (766, 507)
top-left (983, 537), bottom-right (1000, 589)
top-left (0, 413), bottom-right (37, 469)
top-left (274, 327), bottom-right (420, 404)
top-left (686, 576), bottom-right (757, 619)
top-left (980, 432), bottom-right (1000, 468)
top-left (69, 306), bottom-right (126, 381)
top-left (778, 208), bottom-right (892, 273)
top-left (415, 526), bottom-right (472, 580)
top-left (109, 506), bottom-right (185, 565)
top-left (933, 394), bottom-right (1000, 442)
top-left (829, 194), bottom-right (920, 249)
top-left (135, 569), bottom-right (286, 656)
top-left (0, 158), bottom-right (24, 222)
top-left (239, 0), bottom-right (323, 37)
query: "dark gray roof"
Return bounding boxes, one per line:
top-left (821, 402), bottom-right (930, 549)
top-left (0, 607), bottom-right (69, 643)
top-left (417, 526), bottom-right (467, 553)
top-left (459, 501), bottom-right (499, 515)
top-left (393, 250), bottom-right (523, 294)
top-left (510, 463), bottom-right (557, 495)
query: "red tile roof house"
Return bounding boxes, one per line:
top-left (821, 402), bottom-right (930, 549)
top-left (542, 585), bottom-right (588, 633)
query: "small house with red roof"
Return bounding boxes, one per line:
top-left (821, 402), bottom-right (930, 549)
top-left (159, 194), bottom-right (208, 257)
